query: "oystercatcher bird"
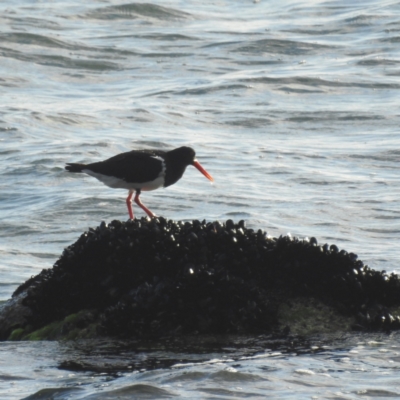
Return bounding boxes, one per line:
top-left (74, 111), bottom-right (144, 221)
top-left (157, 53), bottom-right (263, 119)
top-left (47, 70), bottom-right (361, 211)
top-left (65, 146), bottom-right (214, 219)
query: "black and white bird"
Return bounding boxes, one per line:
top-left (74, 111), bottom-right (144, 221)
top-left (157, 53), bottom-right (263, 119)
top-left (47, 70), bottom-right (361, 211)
top-left (65, 146), bottom-right (214, 219)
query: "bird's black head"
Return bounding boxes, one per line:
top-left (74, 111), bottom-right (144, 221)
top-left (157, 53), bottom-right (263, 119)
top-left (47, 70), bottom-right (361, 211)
top-left (163, 146), bottom-right (197, 187)
top-left (167, 146), bottom-right (196, 166)
top-left (164, 146), bottom-right (213, 188)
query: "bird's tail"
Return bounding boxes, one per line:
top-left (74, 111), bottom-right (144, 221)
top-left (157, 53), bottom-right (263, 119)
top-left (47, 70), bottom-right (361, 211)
top-left (65, 163), bottom-right (86, 173)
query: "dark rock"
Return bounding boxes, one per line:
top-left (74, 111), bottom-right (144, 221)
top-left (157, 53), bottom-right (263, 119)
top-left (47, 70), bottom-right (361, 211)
top-left (3, 218), bottom-right (400, 340)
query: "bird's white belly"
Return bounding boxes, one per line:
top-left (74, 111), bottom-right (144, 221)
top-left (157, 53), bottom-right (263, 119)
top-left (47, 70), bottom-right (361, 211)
top-left (83, 170), bottom-right (164, 191)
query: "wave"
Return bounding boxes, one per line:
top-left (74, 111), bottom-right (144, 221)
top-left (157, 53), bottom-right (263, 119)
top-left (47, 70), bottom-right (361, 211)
top-left (85, 3), bottom-right (191, 21)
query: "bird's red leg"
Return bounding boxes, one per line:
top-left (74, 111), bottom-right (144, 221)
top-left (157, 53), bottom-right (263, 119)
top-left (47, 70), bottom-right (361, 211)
top-left (134, 190), bottom-right (156, 218)
top-left (126, 191), bottom-right (134, 219)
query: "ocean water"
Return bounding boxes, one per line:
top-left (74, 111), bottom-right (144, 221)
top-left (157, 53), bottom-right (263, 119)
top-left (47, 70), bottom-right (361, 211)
top-left (1, 0), bottom-right (400, 398)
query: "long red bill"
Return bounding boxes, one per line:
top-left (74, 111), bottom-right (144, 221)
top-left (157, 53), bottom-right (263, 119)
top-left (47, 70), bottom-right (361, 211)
top-left (193, 160), bottom-right (214, 182)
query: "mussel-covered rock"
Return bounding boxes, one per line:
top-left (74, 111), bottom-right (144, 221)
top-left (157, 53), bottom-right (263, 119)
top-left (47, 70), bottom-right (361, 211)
top-left (2, 218), bottom-right (400, 340)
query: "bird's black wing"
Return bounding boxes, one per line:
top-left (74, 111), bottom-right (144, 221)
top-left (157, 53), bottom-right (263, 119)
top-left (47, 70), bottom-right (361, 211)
top-left (85, 150), bottom-right (166, 183)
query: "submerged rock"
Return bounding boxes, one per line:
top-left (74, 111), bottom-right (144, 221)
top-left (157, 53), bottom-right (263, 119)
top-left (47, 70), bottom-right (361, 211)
top-left (3, 218), bottom-right (400, 340)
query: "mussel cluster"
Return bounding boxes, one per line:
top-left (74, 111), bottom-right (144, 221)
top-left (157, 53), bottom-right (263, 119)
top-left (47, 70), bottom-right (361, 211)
top-left (12, 218), bottom-right (400, 338)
